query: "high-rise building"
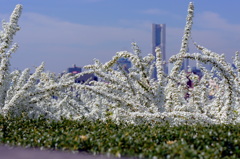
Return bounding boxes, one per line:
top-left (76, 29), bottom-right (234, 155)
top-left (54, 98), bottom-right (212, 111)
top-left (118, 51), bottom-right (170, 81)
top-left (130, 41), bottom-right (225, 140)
top-left (181, 59), bottom-right (189, 71)
top-left (152, 24), bottom-right (167, 77)
top-left (181, 47), bottom-right (189, 71)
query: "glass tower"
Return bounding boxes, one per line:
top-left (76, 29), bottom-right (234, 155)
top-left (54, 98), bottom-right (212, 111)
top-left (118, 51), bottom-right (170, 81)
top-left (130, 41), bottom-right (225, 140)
top-left (152, 24), bottom-right (167, 77)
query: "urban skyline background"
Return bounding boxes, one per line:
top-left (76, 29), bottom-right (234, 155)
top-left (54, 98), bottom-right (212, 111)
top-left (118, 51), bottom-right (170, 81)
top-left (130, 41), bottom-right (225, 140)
top-left (0, 0), bottom-right (240, 73)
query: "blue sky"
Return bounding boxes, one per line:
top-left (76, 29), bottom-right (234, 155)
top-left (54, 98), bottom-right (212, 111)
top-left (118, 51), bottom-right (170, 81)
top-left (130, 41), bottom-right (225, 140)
top-left (0, 0), bottom-right (240, 73)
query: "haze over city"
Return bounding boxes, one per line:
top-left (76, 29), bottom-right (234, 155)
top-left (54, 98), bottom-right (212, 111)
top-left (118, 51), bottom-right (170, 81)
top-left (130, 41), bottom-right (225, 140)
top-left (0, 0), bottom-right (240, 73)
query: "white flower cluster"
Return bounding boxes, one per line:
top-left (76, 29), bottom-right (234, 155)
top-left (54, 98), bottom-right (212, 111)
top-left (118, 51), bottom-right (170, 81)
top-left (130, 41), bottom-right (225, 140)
top-left (0, 3), bottom-right (240, 125)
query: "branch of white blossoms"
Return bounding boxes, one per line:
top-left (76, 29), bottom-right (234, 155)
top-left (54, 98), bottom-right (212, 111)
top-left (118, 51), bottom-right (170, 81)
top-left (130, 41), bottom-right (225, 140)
top-left (170, 2), bottom-right (194, 77)
top-left (83, 44), bottom-right (162, 114)
top-left (0, 4), bottom-right (22, 109)
top-left (164, 2), bottom-right (194, 114)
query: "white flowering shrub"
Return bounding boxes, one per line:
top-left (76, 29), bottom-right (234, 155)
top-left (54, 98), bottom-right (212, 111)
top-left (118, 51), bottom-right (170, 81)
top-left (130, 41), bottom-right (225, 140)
top-left (0, 3), bottom-right (240, 125)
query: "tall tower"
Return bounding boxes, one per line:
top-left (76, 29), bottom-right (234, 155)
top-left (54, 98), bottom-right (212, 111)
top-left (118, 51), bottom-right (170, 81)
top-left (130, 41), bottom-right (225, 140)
top-left (152, 24), bottom-right (167, 77)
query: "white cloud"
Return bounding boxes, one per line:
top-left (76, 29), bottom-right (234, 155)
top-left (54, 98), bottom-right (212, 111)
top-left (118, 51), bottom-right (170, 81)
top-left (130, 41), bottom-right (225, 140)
top-left (195, 11), bottom-right (240, 32)
top-left (142, 9), bottom-right (182, 21)
top-left (161, 10), bottom-right (240, 64)
top-left (191, 11), bottom-right (240, 61)
top-left (11, 12), bottom-right (151, 73)
top-left (17, 12), bottom-right (151, 45)
top-left (3, 10), bottom-right (240, 73)
top-left (143, 9), bottom-right (168, 15)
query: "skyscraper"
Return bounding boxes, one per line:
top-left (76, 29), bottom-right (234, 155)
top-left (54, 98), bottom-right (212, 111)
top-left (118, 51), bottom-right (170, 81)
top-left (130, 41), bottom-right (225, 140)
top-left (152, 24), bottom-right (167, 77)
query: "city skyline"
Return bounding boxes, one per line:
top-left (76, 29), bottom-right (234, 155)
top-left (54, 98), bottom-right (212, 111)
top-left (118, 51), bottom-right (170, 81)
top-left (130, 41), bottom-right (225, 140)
top-left (0, 0), bottom-right (240, 73)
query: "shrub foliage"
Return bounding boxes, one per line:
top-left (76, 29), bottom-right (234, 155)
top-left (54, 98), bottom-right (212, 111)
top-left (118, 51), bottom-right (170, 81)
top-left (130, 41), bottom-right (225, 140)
top-left (0, 115), bottom-right (240, 158)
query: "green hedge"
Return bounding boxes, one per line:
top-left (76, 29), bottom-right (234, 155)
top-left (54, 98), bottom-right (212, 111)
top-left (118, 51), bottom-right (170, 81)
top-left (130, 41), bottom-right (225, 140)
top-left (0, 115), bottom-right (239, 158)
